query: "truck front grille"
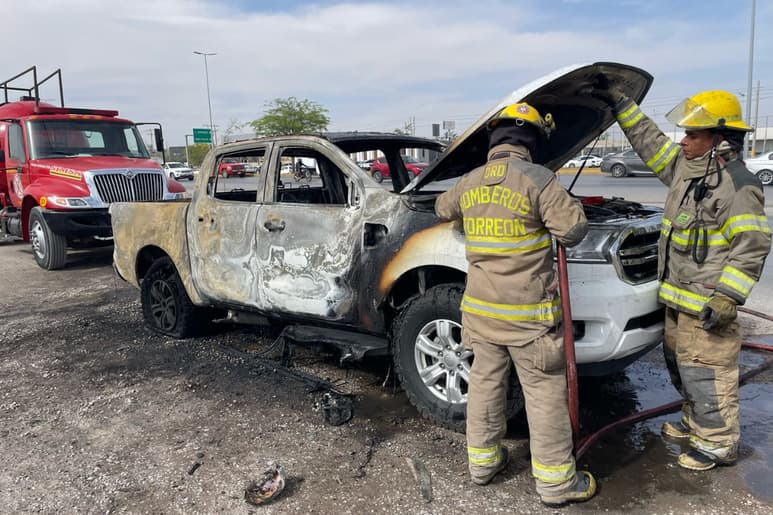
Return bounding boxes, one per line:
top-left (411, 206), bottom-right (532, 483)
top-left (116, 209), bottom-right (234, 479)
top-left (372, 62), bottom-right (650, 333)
top-left (616, 230), bottom-right (659, 284)
top-left (93, 172), bottom-right (164, 203)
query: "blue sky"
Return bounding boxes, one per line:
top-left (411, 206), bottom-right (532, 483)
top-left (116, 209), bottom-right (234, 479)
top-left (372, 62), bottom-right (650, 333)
top-left (6, 0), bottom-right (772, 147)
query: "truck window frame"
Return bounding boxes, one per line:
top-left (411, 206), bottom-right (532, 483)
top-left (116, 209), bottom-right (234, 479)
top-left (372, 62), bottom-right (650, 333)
top-left (8, 123), bottom-right (26, 163)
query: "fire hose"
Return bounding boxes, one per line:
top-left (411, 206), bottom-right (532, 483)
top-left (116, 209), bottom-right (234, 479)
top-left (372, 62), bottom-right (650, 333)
top-left (556, 244), bottom-right (773, 460)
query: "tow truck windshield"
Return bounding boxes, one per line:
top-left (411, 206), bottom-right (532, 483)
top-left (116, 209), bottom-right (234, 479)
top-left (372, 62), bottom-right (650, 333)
top-left (28, 119), bottom-right (150, 159)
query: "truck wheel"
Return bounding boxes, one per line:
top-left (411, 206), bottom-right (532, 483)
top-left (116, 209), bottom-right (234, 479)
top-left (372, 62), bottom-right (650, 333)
top-left (29, 207), bottom-right (67, 270)
top-left (372, 171), bottom-right (384, 183)
top-left (391, 284), bottom-right (524, 433)
top-left (141, 257), bottom-right (207, 338)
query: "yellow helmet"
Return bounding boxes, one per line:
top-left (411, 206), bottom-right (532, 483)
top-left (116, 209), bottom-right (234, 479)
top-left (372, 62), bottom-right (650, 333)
top-left (489, 102), bottom-right (556, 136)
top-left (665, 90), bottom-right (752, 132)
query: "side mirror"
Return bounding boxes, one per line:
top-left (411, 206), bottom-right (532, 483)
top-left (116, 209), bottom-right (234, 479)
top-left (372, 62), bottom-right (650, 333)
top-left (154, 128), bottom-right (165, 152)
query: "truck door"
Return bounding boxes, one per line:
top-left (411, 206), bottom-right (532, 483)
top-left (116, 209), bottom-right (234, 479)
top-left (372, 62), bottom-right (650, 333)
top-left (254, 141), bottom-right (364, 322)
top-left (4, 122), bottom-right (29, 208)
top-left (188, 146), bottom-right (270, 308)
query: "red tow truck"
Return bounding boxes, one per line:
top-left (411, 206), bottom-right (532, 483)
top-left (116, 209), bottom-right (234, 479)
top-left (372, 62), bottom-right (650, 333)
top-left (0, 66), bottom-right (187, 269)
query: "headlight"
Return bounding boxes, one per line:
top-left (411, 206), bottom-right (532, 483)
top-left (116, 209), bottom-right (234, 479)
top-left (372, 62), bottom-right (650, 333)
top-left (562, 227), bottom-right (620, 263)
top-left (47, 196), bottom-right (93, 208)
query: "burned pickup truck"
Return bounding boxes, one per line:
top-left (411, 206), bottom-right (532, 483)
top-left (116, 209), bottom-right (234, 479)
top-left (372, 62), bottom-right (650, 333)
top-left (111, 62), bottom-right (664, 431)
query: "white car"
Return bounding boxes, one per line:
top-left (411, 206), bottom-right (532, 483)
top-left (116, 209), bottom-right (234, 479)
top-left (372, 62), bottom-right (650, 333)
top-left (564, 154), bottom-right (602, 168)
top-left (746, 151), bottom-right (773, 185)
top-left (162, 162), bottom-right (195, 181)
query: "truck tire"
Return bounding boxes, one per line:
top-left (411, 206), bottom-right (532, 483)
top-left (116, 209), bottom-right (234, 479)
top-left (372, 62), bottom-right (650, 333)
top-left (29, 207), bottom-right (67, 270)
top-left (372, 171), bottom-right (384, 183)
top-left (391, 284), bottom-right (524, 433)
top-left (141, 257), bottom-right (208, 338)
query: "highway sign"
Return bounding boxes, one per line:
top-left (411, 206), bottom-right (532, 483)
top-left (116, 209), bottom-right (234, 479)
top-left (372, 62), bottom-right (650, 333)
top-left (192, 128), bottom-right (212, 144)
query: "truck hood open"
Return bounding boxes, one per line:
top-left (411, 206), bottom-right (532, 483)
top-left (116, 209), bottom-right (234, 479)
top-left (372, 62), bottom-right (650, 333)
top-left (404, 62), bottom-right (653, 192)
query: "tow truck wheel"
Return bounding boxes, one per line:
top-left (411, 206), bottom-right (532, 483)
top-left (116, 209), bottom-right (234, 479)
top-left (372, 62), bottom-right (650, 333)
top-left (372, 171), bottom-right (384, 183)
top-left (141, 257), bottom-right (208, 338)
top-left (392, 284), bottom-right (524, 433)
top-left (29, 207), bottom-right (67, 270)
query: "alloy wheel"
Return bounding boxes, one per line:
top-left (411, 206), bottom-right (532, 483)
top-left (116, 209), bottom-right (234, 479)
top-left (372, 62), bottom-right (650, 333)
top-left (413, 318), bottom-right (472, 404)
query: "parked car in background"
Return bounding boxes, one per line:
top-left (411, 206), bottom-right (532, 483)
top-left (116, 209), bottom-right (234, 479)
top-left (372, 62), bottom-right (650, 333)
top-left (162, 161), bottom-right (195, 181)
top-left (600, 149), bottom-right (652, 178)
top-left (745, 151), bottom-right (773, 185)
top-left (357, 159), bottom-right (374, 170)
top-left (564, 154), bottom-right (602, 167)
top-left (370, 155), bottom-right (428, 183)
top-left (244, 163), bottom-right (261, 175)
top-left (218, 157), bottom-right (247, 177)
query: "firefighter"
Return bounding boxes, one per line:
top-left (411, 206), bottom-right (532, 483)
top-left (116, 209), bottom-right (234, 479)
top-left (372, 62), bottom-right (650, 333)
top-left (594, 80), bottom-right (772, 470)
top-left (435, 102), bottom-right (596, 507)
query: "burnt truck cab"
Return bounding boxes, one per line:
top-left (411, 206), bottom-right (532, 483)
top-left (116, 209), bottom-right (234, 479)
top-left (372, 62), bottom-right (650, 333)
top-left (0, 66), bottom-right (186, 270)
top-left (111, 62), bottom-right (664, 432)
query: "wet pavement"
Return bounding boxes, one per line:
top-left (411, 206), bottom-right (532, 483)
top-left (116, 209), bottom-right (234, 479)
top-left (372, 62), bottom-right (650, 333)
top-left (568, 338), bottom-right (773, 510)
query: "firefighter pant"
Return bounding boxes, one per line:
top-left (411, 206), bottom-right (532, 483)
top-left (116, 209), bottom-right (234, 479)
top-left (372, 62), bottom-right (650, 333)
top-left (663, 308), bottom-right (741, 457)
top-left (465, 330), bottom-right (577, 495)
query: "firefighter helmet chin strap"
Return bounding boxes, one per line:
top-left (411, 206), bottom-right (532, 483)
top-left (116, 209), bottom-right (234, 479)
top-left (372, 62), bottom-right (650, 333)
top-left (692, 119), bottom-right (726, 264)
top-left (693, 119), bottom-right (726, 203)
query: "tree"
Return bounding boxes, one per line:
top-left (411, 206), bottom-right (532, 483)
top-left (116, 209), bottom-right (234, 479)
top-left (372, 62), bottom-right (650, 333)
top-left (223, 117), bottom-right (247, 143)
top-left (393, 119), bottom-right (414, 136)
top-left (249, 97), bottom-right (330, 137)
top-left (187, 143), bottom-right (210, 168)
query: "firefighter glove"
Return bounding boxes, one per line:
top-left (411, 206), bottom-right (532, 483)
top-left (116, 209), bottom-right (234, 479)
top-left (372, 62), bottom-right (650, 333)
top-left (591, 74), bottom-right (627, 109)
top-left (699, 294), bottom-right (737, 331)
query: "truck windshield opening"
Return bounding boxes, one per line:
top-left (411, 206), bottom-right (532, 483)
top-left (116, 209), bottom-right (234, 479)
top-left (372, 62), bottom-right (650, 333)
top-left (28, 119), bottom-right (150, 160)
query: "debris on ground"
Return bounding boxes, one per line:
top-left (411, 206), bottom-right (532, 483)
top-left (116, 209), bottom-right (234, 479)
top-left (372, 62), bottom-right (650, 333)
top-left (313, 392), bottom-right (354, 426)
top-left (244, 461), bottom-right (287, 506)
top-left (407, 457), bottom-right (433, 503)
top-left (353, 437), bottom-right (378, 478)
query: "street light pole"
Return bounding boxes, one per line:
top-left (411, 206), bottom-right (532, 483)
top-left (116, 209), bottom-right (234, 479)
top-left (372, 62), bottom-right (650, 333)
top-left (193, 50), bottom-right (217, 147)
top-left (744, 0), bottom-right (756, 158)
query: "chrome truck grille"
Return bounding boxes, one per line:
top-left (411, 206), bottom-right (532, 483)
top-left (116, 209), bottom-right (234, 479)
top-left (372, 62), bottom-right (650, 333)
top-left (616, 229), bottom-right (659, 284)
top-left (93, 172), bottom-right (164, 203)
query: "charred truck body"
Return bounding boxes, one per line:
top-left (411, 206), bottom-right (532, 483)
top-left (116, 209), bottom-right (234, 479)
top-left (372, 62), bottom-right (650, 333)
top-left (0, 66), bottom-right (186, 270)
top-left (111, 62), bottom-right (665, 431)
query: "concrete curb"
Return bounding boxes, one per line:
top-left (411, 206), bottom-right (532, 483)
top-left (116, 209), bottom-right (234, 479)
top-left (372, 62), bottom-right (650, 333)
top-left (557, 167), bottom-right (603, 175)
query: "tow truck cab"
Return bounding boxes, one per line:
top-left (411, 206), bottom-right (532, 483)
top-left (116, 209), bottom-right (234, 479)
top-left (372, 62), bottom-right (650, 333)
top-left (0, 66), bottom-right (186, 270)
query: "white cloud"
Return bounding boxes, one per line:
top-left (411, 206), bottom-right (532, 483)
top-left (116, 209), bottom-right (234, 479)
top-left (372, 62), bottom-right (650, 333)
top-left (5, 0), bottom-right (771, 145)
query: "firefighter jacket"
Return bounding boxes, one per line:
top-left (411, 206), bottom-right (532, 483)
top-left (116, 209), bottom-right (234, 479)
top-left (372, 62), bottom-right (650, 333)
top-left (435, 144), bottom-right (588, 346)
top-left (613, 98), bottom-right (772, 314)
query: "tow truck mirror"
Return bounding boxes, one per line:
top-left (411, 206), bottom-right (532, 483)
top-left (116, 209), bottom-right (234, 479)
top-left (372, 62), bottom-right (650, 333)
top-left (154, 128), bottom-right (164, 153)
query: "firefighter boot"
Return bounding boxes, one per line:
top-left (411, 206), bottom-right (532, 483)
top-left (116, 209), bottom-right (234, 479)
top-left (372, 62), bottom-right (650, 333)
top-left (678, 445), bottom-right (738, 471)
top-left (661, 418), bottom-right (690, 441)
top-left (540, 471), bottom-right (597, 508)
top-left (471, 447), bottom-right (509, 486)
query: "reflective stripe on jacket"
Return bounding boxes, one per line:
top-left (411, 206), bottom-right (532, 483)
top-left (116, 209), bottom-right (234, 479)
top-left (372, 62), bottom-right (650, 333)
top-left (613, 99), bottom-right (771, 312)
top-left (435, 144), bottom-right (587, 345)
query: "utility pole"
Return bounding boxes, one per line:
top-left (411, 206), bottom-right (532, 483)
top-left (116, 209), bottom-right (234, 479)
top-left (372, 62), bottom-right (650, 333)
top-left (145, 129), bottom-right (155, 152)
top-left (744, 0), bottom-right (756, 158)
top-left (751, 80), bottom-right (760, 156)
top-left (184, 134), bottom-right (193, 166)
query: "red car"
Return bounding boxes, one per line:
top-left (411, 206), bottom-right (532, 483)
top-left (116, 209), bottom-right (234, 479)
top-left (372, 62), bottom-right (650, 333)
top-left (218, 158), bottom-right (247, 177)
top-left (369, 155), bottom-right (428, 183)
